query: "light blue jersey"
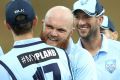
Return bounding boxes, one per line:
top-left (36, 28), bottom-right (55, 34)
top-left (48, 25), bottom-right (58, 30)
top-left (0, 38), bottom-right (72, 80)
top-left (66, 37), bottom-right (75, 54)
top-left (0, 46), bottom-right (4, 56)
top-left (66, 38), bottom-right (97, 80)
top-left (76, 34), bottom-right (120, 80)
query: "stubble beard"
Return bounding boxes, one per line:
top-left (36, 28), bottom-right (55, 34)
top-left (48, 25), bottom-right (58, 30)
top-left (80, 26), bottom-right (98, 42)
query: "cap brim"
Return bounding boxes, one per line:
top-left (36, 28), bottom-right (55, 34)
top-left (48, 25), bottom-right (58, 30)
top-left (73, 0), bottom-right (105, 17)
top-left (73, 9), bottom-right (96, 16)
top-left (100, 26), bottom-right (109, 30)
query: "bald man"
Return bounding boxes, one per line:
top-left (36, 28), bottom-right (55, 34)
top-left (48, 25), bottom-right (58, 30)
top-left (40, 6), bottom-right (97, 80)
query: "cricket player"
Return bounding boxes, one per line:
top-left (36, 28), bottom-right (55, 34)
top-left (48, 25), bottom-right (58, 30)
top-left (100, 15), bottom-right (118, 40)
top-left (73, 0), bottom-right (120, 80)
top-left (40, 5), bottom-right (97, 80)
top-left (0, 0), bottom-right (72, 80)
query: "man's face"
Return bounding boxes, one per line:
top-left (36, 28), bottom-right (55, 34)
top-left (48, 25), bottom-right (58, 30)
top-left (100, 28), bottom-right (118, 40)
top-left (40, 16), bottom-right (72, 49)
top-left (101, 29), bottom-right (111, 38)
top-left (74, 10), bottom-right (100, 40)
top-left (100, 27), bottom-right (112, 38)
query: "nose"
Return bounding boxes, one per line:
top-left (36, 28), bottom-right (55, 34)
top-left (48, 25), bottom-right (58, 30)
top-left (50, 29), bottom-right (58, 37)
top-left (78, 19), bottom-right (86, 25)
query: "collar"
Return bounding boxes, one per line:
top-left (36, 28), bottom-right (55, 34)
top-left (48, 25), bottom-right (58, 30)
top-left (76, 34), bottom-right (109, 54)
top-left (99, 34), bottom-right (109, 53)
top-left (13, 38), bottom-right (44, 48)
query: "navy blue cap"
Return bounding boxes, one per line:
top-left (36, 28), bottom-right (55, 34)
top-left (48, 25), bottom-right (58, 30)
top-left (6, 0), bottom-right (35, 26)
top-left (108, 18), bottom-right (115, 32)
top-left (101, 15), bottom-right (115, 32)
top-left (73, 0), bottom-right (105, 17)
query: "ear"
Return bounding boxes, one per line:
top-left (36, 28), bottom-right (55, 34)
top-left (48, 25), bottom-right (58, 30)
top-left (33, 16), bottom-right (38, 27)
top-left (41, 19), bottom-right (46, 31)
top-left (4, 20), bottom-right (11, 30)
top-left (70, 27), bottom-right (75, 36)
top-left (41, 19), bottom-right (44, 24)
top-left (41, 19), bottom-right (44, 29)
top-left (98, 16), bottom-right (104, 25)
top-left (112, 31), bottom-right (118, 40)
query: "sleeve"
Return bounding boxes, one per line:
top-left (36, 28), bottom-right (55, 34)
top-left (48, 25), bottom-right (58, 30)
top-left (69, 48), bottom-right (98, 80)
top-left (0, 64), bottom-right (11, 80)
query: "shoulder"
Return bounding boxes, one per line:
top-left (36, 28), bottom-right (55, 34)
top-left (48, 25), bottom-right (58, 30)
top-left (108, 39), bottom-right (120, 45)
top-left (69, 45), bottom-right (95, 67)
top-left (0, 53), bottom-right (8, 61)
top-left (43, 44), bottom-right (67, 58)
top-left (0, 62), bottom-right (11, 80)
top-left (44, 43), bottom-right (65, 52)
top-left (107, 39), bottom-right (120, 50)
top-left (41, 43), bottom-right (66, 56)
top-left (69, 45), bottom-right (92, 58)
top-left (69, 46), bottom-right (97, 80)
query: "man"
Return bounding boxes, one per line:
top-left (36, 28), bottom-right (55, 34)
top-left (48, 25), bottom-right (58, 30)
top-left (73, 0), bottom-right (120, 80)
top-left (40, 6), bottom-right (97, 80)
top-left (0, 0), bottom-right (72, 80)
top-left (100, 15), bottom-right (118, 40)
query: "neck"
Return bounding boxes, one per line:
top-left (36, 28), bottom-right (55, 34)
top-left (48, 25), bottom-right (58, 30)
top-left (81, 34), bottom-right (102, 56)
top-left (13, 32), bottom-right (33, 41)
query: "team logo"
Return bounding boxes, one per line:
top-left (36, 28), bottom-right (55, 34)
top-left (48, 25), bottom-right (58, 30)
top-left (105, 59), bottom-right (116, 73)
top-left (79, 0), bottom-right (88, 5)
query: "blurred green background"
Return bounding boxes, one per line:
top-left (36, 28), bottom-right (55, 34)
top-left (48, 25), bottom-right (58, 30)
top-left (0, 0), bottom-right (120, 53)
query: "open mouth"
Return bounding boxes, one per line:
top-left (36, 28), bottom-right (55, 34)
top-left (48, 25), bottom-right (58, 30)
top-left (48, 37), bottom-right (58, 42)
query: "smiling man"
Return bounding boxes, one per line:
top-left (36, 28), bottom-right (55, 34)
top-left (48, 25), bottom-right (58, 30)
top-left (40, 5), bottom-right (97, 80)
top-left (73, 0), bottom-right (120, 80)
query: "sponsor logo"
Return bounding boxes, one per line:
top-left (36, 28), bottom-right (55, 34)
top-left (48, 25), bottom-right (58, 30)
top-left (14, 9), bottom-right (24, 14)
top-left (17, 48), bottom-right (59, 68)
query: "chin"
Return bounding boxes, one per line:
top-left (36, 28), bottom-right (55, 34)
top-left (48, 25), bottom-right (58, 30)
top-left (40, 32), bottom-right (70, 49)
top-left (47, 41), bottom-right (58, 46)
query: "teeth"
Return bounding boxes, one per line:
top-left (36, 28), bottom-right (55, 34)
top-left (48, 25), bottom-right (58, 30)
top-left (81, 27), bottom-right (86, 29)
top-left (49, 37), bottom-right (57, 41)
top-left (50, 38), bottom-right (56, 41)
top-left (81, 26), bottom-right (88, 28)
top-left (80, 26), bottom-right (88, 29)
top-left (80, 27), bottom-right (87, 29)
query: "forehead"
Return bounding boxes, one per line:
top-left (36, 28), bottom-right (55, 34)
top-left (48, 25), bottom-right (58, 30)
top-left (73, 10), bottom-right (98, 21)
top-left (45, 16), bottom-right (71, 29)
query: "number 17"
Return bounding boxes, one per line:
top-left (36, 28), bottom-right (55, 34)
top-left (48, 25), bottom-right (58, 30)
top-left (33, 63), bottom-right (61, 80)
